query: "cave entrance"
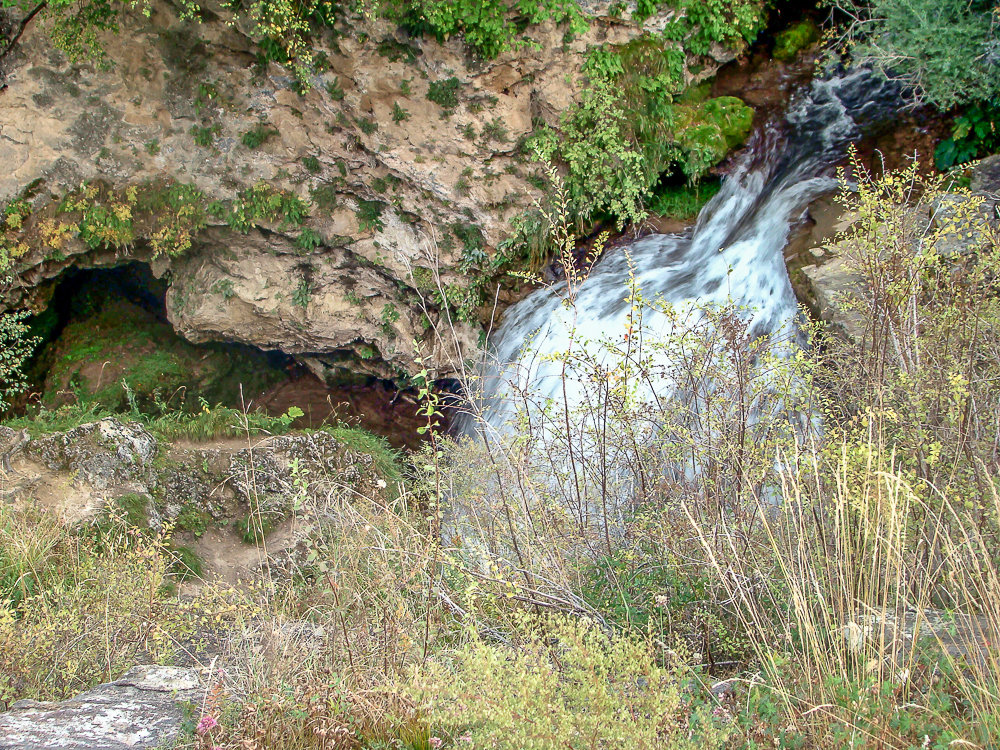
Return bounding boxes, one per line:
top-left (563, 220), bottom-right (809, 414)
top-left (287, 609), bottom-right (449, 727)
top-left (26, 261), bottom-right (293, 417)
top-left (19, 263), bottom-right (426, 448)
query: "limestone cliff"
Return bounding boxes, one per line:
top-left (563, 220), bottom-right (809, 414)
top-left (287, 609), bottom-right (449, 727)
top-left (0, 1), bottom-right (738, 382)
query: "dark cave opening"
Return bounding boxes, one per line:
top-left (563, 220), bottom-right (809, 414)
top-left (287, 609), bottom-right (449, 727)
top-left (15, 262), bottom-right (427, 448)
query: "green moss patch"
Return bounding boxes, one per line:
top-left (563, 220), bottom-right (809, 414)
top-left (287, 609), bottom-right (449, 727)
top-left (41, 299), bottom-right (282, 414)
top-left (773, 19), bottom-right (820, 62)
top-left (672, 96), bottom-right (754, 178)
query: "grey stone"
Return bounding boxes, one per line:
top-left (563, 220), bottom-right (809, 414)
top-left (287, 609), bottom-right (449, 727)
top-left (0, 666), bottom-right (200, 749)
top-left (26, 418), bottom-right (157, 490)
top-left (971, 154), bottom-right (1000, 197)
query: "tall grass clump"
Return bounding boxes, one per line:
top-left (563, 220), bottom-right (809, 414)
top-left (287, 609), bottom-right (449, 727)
top-left (683, 156), bottom-right (1000, 745)
top-left (0, 507), bottom-right (228, 709)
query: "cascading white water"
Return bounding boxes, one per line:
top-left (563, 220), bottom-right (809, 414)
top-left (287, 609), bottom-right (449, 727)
top-left (460, 68), bottom-right (901, 439)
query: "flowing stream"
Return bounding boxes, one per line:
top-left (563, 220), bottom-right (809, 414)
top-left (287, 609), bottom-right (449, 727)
top-left (461, 68), bottom-right (901, 438)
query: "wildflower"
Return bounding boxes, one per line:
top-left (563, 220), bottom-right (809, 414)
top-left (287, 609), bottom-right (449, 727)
top-left (429, 738), bottom-right (443, 749)
top-left (197, 715), bottom-right (219, 734)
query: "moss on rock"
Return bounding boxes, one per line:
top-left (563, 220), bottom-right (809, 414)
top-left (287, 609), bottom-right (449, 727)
top-left (773, 20), bottom-right (820, 62)
top-left (41, 299), bottom-right (281, 413)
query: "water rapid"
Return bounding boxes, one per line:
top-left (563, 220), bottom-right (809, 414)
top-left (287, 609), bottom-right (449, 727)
top-left (460, 68), bottom-right (901, 439)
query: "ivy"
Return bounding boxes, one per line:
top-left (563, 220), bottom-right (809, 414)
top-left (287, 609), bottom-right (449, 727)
top-left (387, 0), bottom-right (587, 60)
top-left (227, 182), bottom-right (309, 232)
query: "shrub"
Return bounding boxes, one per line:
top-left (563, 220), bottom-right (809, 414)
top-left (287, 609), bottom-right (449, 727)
top-left (227, 182), bottom-right (309, 232)
top-left (190, 123), bottom-right (221, 147)
top-left (403, 616), bottom-right (729, 749)
top-left (241, 122), bottom-right (279, 148)
top-left (355, 199), bottom-right (386, 232)
top-left (531, 36), bottom-right (753, 227)
top-left (0, 311), bottom-right (38, 411)
top-left (391, 101), bottom-right (410, 123)
top-left (325, 76), bottom-right (345, 100)
top-left (833, 0), bottom-right (1000, 108)
top-left (934, 97), bottom-right (1000, 170)
top-left (426, 76), bottom-right (461, 110)
top-left (0, 520), bottom-right (211, 709)
top-left (822, 152), bottom-right (1000, 499)
top-left (138, 180), bottom-right (210, 258)
top-left (295, 227), bottom-right (323, 250)
top-left (386, 0), bottom-right (587, 60)
top-left (0, 199), bottom-right (32, 277)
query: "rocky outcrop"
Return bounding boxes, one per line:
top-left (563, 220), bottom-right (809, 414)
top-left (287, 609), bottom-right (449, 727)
top-left (797, 158), bottom-right (1000, 340)
top-left (0, 1), bottom-right (738, 382)
top-left (2, 417), bottom-right (392, 567)
top-left (25, 418), bottom-right (158, 490)
top-left (0, 666), bottom-right (200, 750)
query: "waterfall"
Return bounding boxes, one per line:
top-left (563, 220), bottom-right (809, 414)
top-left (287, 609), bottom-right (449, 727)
top-left (459, 68), bottom-right (901, 440)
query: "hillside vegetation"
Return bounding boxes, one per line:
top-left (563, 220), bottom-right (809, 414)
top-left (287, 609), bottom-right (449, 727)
top-left (2, 156), bottom-right (1000, 748)
top-left (1, 1), bottom-right (1000, 748)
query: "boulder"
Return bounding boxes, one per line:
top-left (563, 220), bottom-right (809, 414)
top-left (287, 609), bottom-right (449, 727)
top-left (0, 666), bottom-right (200, 750)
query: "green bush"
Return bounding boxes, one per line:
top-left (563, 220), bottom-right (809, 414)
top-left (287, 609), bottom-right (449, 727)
top-left (837, 0), bottom-right (1000, 108)
top-left (935, 97), bottom-right (1000, 169)
top-left (387, 0), bottom-right (587, 60)
top-left (426, 76), bottom-right (461, 110)
top-left (0, 311), bottom-right (38, 411)
top-left (532, 36), bottom-right (753, 227)
top-left (227, 182), bottom-right (309, 232)
top-left (404, 616), bottom-right (728, 749)
top-left (0, 526), bottom-right (204, 709)
top-left (241, 123), bottom-right (279, 149)
top-left (356, 199), bottom-right (386, 232)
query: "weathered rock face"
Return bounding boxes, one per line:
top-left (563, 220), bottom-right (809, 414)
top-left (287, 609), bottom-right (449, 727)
top-left (796, 158), bottom-right (1000, 341)
top-left (26, 418), bottom-right (158, 490)
top-left (0, 1), bottom-right (736, 382)
top-left (2, 417), bottom-right (393, 577)
top-left (0, 665), bottom-right (200, 750)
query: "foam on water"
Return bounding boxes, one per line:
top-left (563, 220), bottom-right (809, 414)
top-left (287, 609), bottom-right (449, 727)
top-left (458, 69), bottom-right (899, 439)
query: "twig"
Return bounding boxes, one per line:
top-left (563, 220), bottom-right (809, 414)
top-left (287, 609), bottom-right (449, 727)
top-left (0, 2), bottom-right (47, 62)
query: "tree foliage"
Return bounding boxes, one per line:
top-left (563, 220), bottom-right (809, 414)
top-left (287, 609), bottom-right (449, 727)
top-left (831, 0), bottom-right (1000, 109)
top-left (0, 311), bottom-right (37, 411)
